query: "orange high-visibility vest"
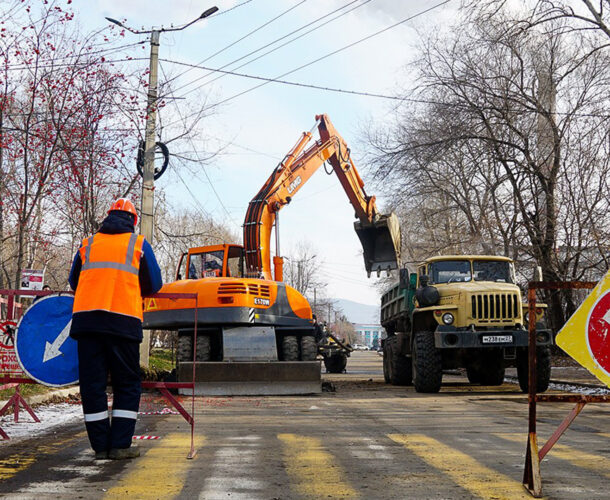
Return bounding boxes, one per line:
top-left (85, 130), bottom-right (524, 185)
top-left (73, 233), bottom-right (145, 320)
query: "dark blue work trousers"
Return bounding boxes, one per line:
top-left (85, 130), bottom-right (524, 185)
top-left (77, 335), bottom-right (141, 452)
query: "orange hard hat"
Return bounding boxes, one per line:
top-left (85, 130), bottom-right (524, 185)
top-left (108, 198), bottom-right (138, 225)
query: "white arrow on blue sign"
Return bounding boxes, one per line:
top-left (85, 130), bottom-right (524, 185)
top-left (15, 294), bottom-right (78, 387)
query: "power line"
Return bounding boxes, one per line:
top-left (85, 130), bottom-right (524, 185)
top-left (162, 1), bottom-right (453, 128)
top-left (164, 0), bottom-right (307, 87)
top-left (211, 0), bottom-right (256, 17)
top-left (170, 0), bottom-right (368, 97)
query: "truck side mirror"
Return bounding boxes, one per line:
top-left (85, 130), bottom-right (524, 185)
top-left (399, 268), bottom-right (409, 289)
top-left (409, 273), bottom-right (417, 290)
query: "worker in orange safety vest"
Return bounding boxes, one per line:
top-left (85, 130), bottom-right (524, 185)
top-left (68, 198), bottom-right (163, 460)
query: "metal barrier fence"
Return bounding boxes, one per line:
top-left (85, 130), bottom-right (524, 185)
top-left (0, 289), bottom-right (200, 458)
top-left (522, 281), bottom-right (610, 497)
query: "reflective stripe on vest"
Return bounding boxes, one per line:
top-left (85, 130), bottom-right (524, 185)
top-left (73, 232), bottom-right (145, 320)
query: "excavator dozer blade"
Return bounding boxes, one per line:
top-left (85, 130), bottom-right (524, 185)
top-left (354, 212), bottom-right (401, 276)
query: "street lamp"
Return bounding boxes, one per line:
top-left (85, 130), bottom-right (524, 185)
top-left (104, 6), bottom-right (218, 244)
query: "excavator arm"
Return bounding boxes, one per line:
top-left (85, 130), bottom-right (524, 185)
top-left (243, 114), bottom-right (401, 280)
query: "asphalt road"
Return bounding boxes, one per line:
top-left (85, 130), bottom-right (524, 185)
top-left (0, 351), bottom-right (609, 499)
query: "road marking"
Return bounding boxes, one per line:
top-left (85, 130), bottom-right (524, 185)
top-left (0, 432), bottom-right (85, 481)
top-left (349, 436), bottom-right (392, 460)
top-left (388, 434), bottom-right (529, 500)
top-left (496, 433), bottom-right (610, 479)
top-left (199, 435), bottom-right (264, 500)
top-left (278, 433), bottom-right (358, 499)
top-left (104, 433), bottom-right (204, 499)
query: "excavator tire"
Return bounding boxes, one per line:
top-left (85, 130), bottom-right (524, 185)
top-left (390, 352), bottom-right (412, 386)
top-left (282, 335), bottom-right (299, 361)
top-left (196, 335), bottom-right (211, 361)
top-left (324, 353), bottom-right (347, 373)
top-left (300, 336), bottom-right (317, 361)
top-left (466, 365), bottom-right (481, 384)
top-left (177, 334), bottom-right (193, 363)
top-left (412, 330), bottom-right (442, 393)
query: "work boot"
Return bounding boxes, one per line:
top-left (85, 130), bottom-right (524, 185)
top-left (94, 450), bottom-right (109, 460)
top-left (109, 446), bottom-right (140, 460)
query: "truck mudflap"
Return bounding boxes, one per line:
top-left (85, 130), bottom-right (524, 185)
top-left (354, 212), bottom-right (401, 276)
top-left (433, 326), bottom-right (553, 349)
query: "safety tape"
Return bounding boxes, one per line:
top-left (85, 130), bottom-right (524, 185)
top-left (132, 435), bottom-right (161, 440)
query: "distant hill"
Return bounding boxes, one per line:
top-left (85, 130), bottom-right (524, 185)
top-left (332, 298), bottom-right (380, 325)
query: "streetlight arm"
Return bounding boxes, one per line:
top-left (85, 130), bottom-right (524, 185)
top-left (160, 6), bottom-right (219, 32)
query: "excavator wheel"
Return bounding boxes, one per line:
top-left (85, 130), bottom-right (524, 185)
top-left (300, 336), bottom-right (317, 361)
top-left (196, 335), bottom-right (211, 361)
top-left (282, 335), bottom-right (299, 361)
top-left (177, 334), bottom-right (193, 363)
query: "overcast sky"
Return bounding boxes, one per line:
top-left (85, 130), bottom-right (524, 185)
top-left (78, 0), bottom-right (457, 306)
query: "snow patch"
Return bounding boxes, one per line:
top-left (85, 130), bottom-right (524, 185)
top-left (0, 403), bottom-right (82, 440)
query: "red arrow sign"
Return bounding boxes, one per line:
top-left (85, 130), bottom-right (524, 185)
top-left (586, 290), bottom-right (610, 375)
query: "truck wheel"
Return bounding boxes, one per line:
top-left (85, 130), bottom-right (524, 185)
top-left (478, 349), bottom-right (505, 386)
top-left (412, 330), bottom-right (442, 393)
top-left (382, 342), bottom-right (391, 383)
top-left (177, 334), bottom-right (193, 362)
top-left (466, 365), bottom-right (481, 384)
top-left (282, 335), bottom-right (299, 361)
top-left (300, 336), bottom-right (317, 361)
top-left (196, 335), bottom-right (211, 361)
top-left (517, 346), bottom-right (551, 393)
top-left (324, 353), bottom-right (347, 373)
top-left (390, 351), bottom-right (413, 386)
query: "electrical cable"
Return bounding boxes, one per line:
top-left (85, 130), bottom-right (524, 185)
top-left (169, 0), bottom-right (368, 97)
top-left (163, 0), bottom-right (306, 87)
top-left (161, 1), bottom-right (453, 129)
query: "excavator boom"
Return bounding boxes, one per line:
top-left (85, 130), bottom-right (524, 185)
top-left (243, 114), bottom-right (401, 279)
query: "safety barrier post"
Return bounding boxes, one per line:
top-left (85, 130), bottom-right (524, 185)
top-left (522, 280), bottom-right (610, 497)
top-left (141, 291), bottom-right (199, 459)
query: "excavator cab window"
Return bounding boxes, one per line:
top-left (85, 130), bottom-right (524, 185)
top-left (226, 246), bottom-right (245, 278)
top-left (188, 250), bottom-right (224, 278)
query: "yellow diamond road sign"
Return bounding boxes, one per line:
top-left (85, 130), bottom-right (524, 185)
top-left (556, 272), bottom-right (610, 388)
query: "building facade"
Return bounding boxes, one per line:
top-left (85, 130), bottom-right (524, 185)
top-left (352, 323), bottom-right (384, 349)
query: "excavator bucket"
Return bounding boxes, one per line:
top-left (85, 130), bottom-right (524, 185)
top-left (354, 213), bottom-right (401, 276)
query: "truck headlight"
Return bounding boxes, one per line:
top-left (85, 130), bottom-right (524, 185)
top-left (442, 312), bottom-right (454, 325)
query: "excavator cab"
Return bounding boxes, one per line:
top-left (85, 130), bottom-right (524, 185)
top-left (354, 213), bottom-right (401, 276)
top-left (176, 244), bottom-right (246, 280)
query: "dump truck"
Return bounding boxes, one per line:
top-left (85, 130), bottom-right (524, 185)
top-left (143, 114), bottom-right (401, 394)
top-left (380, 255), bottom-right (552, 393)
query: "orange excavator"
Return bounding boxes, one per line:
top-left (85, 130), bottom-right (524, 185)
top-left (143, 114), bottom-right (400, 394)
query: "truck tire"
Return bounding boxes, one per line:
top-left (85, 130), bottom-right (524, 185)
top-left (478, 349), bottom-right (505, 386)
top-left (466, 365), bottom-right (481, 384)
top-left (382, 342), bottom-right (391, 383)
top-left (517, 346), bottom-right (551, 393)
top-left (177, 334), bottom-right (193, 362)
top-left (282, 335), bottom-right (299, 361)
top-left (390, 351), bottom-right (413, 386)
top-left (412, 330), bottom-right (442, 393)
top-left (195, 335), bottom-right (211, 361)
top-left (300, 336), bottom-right (317, 361)
top-left (324, 353), bottom-right (347, 373)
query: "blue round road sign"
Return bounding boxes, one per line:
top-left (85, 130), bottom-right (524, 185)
top-left (15, 294), bottom-right (78, 387)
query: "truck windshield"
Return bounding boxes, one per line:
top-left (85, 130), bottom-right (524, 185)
top-left (473, 260), bottom-right (513, 283)
top-left (188, 250), bottom-right (224, 279)
top-left (428, 260), bottom-right (471, 284)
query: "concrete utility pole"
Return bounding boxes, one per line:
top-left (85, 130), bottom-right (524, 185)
top-left (105, 7), bottom-right (218, 366)
top-left (105, 5), bottom-right (218, 244)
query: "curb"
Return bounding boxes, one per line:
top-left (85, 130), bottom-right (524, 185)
top-left (0, 385), bottom-right (80, 410)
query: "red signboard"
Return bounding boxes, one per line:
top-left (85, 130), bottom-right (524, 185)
top-left (586, 290), bottom-right (610, 375)
top-left (0, 321), bottom-right (26, 377)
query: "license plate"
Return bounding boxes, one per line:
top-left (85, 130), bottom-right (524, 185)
top-left (482, 335), bottom-right (513, 344)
